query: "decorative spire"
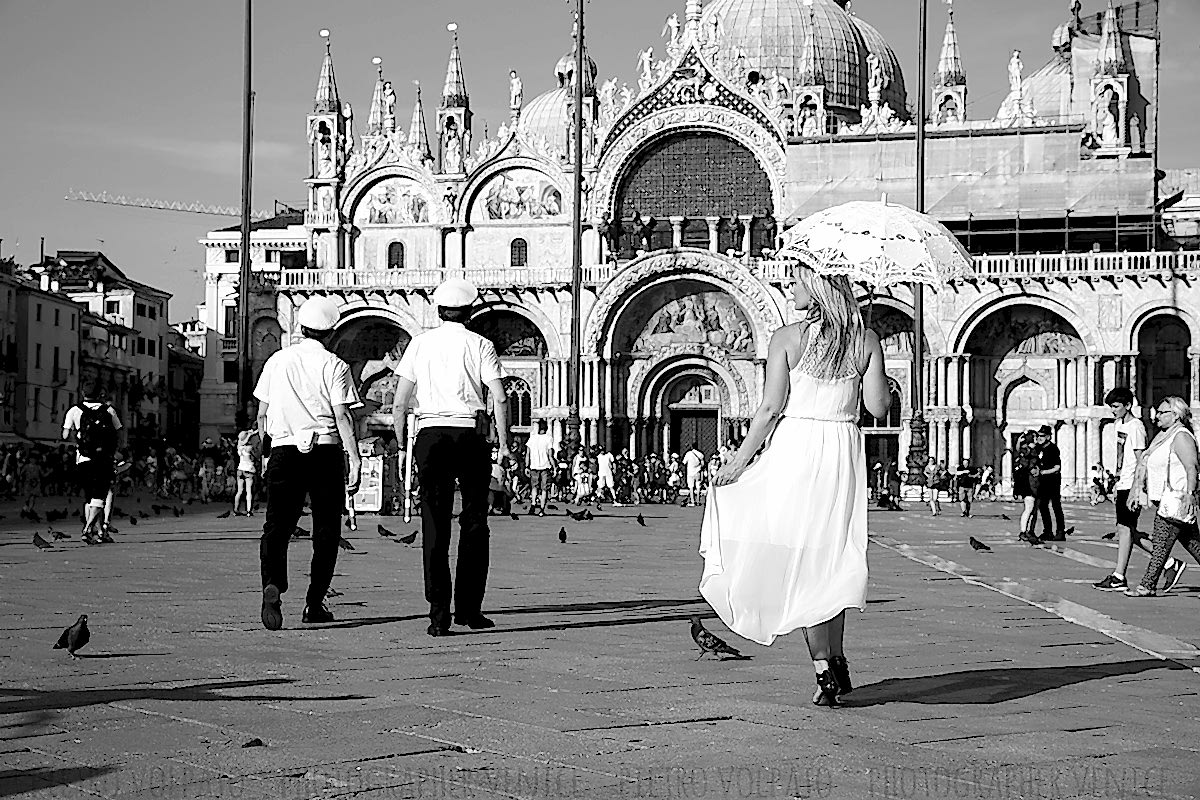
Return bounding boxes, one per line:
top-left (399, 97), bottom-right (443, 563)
top-left (936, 0), bottom-right (966, 88)
top-left (408, 81), bottom-right (432, 162)
top-left (798, 0), bottom-right (825, 86)
top-left (1095, 1), bottom-right (1126, 77)
top-left (366, 57), bottom-right (386, 135)
top-left (441, 22), bottom-right (469, 109)
top-left (313, 29), bottom-right (340, 113)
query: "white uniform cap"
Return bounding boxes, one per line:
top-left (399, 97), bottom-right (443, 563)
top-left (432, 278), bottom-right (479, 308)
top-left (296, 296), bottom-right (341, 331)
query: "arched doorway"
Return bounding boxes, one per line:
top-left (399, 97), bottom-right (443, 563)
top-left (1137, 314), bottom-right (1191, 412)
top-left (965, 305), bottom-right (1085, 495)
top-left (327, 315), bottom-right (412, 428)
top-left (467, 310), bottom-right (549, 358)
top-left (662, 372), bottom-right (722, 457)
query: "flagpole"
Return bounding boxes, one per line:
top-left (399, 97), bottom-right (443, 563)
top-left (907, 0), bottom-right (930, 482)
top-left (236, 0), bottom-right (254, 428)
top-left (566, 0), bottom-right (585, 458)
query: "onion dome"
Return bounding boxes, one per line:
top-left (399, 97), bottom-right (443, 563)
top-left (518, 87), bottom-right (570, 152)
top-left (554, 43), bottom-right (598, 97)
top-left (701, 0), bottom-right (906, 115)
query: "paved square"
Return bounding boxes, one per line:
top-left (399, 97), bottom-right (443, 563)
top-left (2, 495), bottom-right (1198, 799)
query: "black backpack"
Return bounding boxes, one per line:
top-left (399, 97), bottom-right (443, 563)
top-left (75, 404), bottom-right (116, 460)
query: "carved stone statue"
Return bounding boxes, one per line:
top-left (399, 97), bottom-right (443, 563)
top-left (382, 81), bottom-right (397, 133)
top-left (662, 13), bottom-right (680, 46)
top-left (631, 211), bottom-right (653, 251)
top-left (443, 125), bottom-right (462, 173)
top-left (1008, 50), bottom-right (1023, 95)
top-left (1097, 86), bottom-right (1120, 147)
top-left (637, 47), bottom-right (655, 90)
top-left (598, 78), bottom-right (618, 123)
top-left (800, 102), bottom-right (820, 136)
top-left (867, 53), bottom-right (885, 107)
top-left (509, 70), bottom-right (523, 111)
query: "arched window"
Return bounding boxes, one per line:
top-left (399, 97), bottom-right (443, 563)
top-left (860, 379), bottom-right (903, 429)
top-left (503, 377), bottom-right (533, 428)
top-left (387, 241), bottom-right (405, 269)
top-left (510, 238), bottom-right (528, 268)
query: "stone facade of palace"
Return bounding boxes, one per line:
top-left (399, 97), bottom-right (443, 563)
top-left (196, 0), bottom-right (1200, 496)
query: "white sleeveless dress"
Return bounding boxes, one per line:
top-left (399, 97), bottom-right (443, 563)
top-left (699, 330), bottom-right (868, 646)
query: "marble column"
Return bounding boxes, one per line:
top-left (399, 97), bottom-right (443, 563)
top-left (670, 217), bottom-right (685, 249)
top-left (705, 217), bottom-right (720, 253)
top-left (948, 355), bottom-right (962, 408)
top-left (1086, 417), bottom-right (1101, 472)
top-left (1189, 347), bottom-right (1200, 406)
top-left (740, 215), bottom-right (753, 255)
top-left (1060, 421), bottom-right (1077, 494)
top-left (948, 420), bottom-right (961, 467)
top-left (443, 228), bottom-right (463, 272)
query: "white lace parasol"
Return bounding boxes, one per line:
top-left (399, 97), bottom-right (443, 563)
top-left (776, 200), bottom-right (975, 290)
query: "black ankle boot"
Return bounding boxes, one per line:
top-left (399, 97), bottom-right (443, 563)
top-left (830, 655), bottom-right (853, 695)
top-left (812, 669), bottom-right (840, 707)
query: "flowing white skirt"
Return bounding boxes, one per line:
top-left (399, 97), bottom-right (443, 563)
top-left (699, 416), bottom-right (867, 646)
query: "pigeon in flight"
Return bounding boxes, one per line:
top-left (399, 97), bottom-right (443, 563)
top-left (338, 537), bottom-right (355, 551)
top-left (637, 514), bottom-right (646, 527)
top-left (399, 530), bottom-right (418, 544)
top-left (377, 524), bottom-right (395, 537)
top-left (558, 527), bottom-right (567, 543)
top-left (53, 615), bottom-right (90, 658)
top-left (969, 537), bottom-right (991, 552)
top-left (690, 616), bottom-right (744, 660)
top-left (566, 508), bottom-right (588, 521)
top-left (33, 532), bottom-right (54, 550)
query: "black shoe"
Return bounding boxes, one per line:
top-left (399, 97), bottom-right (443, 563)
top-left (302, 604), bottom-right (335, 624)
top-left (812, 669), bottom-right (840, 707)
top-left (453, 614), bottom-right (495, 629)
top-left (829, 655), bottom-right (853, 695)
top-left (427, 623), bottom-right (453, 637)
top-left (261, 584), bottom-right (283, 631)
top-left (1018, 532), bottom-right (1042, 545)
top-left (1045, 533), bottom-right (1066, 542)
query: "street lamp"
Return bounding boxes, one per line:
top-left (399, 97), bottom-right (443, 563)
top-left (906, 0), bottom-right (931, 482)
top-left (565, 0), bottom-right (586, 457)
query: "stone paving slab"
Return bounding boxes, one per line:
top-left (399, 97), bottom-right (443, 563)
top-left (3, 493), bottom-right (1200, 799)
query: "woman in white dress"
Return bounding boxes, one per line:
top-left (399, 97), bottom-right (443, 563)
top-left (700, 264), bottom-right (892, 707)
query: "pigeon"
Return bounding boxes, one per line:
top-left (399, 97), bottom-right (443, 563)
top-left (566, 508), bottom-right (588, 522)
top-left (33, 532), bottom-right (54, 551)
top-left (509, 513), bottom-right (520, 521)
top-left (1000, 514), bottom-right (1011, 521)
top-left (690, 616), bottom-right (744, 660)
top-left (338, 537), bottom-right (355, 551)
top-left (241, 737), bottom-right (265, 748)
top-left (173, 507), bottom-right (183, 517)
top-left (377, 524), bottom-right (396, 537)
top-left (1101, 531), bottom-right (1117, 540)
top-left (216, 510), bottom-right (231, 519)
top-left (325, 587), bottom-right (344, 598)
top-left (50, 528), bottom-right (69, 541)
top-left (399, 530), bottom-right (418, 544)
top-left (547, 504), bottom-right (559, 511)
top-left (969, 537), bottom-right (991, 552)
top-left (53, 615), bottom-right (90, 657)
top-left (292, 526), bottom-right (309, 539)
top-left (558, 527), bottom-right (567, 543)
top-left (1064, 526), bottom-right (1076, 536)
top-left (583, 510), bottom-right (594, 521)
top-left (128, 516), bottom-right (138, 526)
top-left (636, 514), bottom-right (647, 527)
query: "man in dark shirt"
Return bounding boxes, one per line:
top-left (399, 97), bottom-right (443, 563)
top-left (1034, 425), bottom-right (1066, 541)
top-left (952, 460), bottom-right (978, 518)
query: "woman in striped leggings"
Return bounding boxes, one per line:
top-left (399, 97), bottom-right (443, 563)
top-left (1127, 396), bottom-right (1200, 597)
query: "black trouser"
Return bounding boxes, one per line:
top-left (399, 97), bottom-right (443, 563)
top-left (415, 427), bottom-right (492, 627)
top-left (259, 444), bottom-right (345, 608)
top-left (1037, 477), bottom-right (1065, 537)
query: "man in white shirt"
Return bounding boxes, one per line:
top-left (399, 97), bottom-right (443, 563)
top-left (254, 296), bottom-right (362, 630)
top-left (1093, 387), bottom-right (1184, 591)
top-left (683, 443), bottom-right (705, 506)
top-left (62, 384), bottom-right (123, 544)
top-left (391, 278), bottom-right (509, 636)
top-left (525, 419), bottom-right (555, 515)
top-left (595, 446), bottom-right (616, 504)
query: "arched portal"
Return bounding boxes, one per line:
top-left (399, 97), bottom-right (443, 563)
top-left (965, 305), bottom-right (1085, 496)
top-left (467, 310), bottom-right (549, 358)
top-left (1137, 314), bottom-right (1191, 411)
top-left (326, 316), bottom-right (412, 426)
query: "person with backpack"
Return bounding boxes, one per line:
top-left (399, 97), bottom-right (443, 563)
top-left (62, 384), bottom-right (122, 545)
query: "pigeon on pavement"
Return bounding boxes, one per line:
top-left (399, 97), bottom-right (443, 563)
top-left (377, 524), bottom-right (395, 537)
top-left (637, 514), bottom-right (646, 527)
top-left (509, 513), bottom-right (520, 521)
top-left (399, 530), bottom-right (418, 544)
top-left (1000, 514), bottom-right (1011, 521)
top-left (558, 527), bottom-right (567, 543)
top-left (338, 537), bottom-right (355, 551)
top-left (50, 528), bottom-right (70, 541)
top-left (547, 504), bottom-right (559, 511)
top-left (33, 532), bottom-right (54, 551)
top-left (690, 616), bottom-right (744, 660)
top-left (128, 516), bottom-right (138, 526)
top-left (566, 509), bottom-right (587, 521)
top-left (969, 537), bottom-right (991, 552)
top-left (53, 615), bottom-right (90, 657)
top-left (217, 510), bottom-right (231, 519)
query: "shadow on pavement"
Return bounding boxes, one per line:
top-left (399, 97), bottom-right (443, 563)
top-left (849, 659), bottom-right (1184, 706)
top-left (0, 766), bottom-right (118, 798)
top-left (0, 678), bottom-right (368, 714)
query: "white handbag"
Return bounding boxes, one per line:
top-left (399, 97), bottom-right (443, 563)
top-left (1158, 431), bottom-right (1197, 525)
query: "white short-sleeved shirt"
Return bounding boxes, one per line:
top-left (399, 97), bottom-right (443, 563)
top-left (683, 449), bottom-right (705, 476)
top-left (1114, 416), bottom-right (1147, 491)
top-left (526, 432), bottom-right (556, 471)
top-left (597, 451), bottom-right (615, 478)
top-left (62, 402), bottom-right (123, 464)
top-left (395, 321), bottom-right (505, 430)
top-left (253, 338), bottom-right (361, 447)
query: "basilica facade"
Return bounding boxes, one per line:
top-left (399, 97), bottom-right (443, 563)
top-left (196, 0), bottom-right (1199, 497)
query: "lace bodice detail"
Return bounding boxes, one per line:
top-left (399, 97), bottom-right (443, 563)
top-left (782, 323), bottom-right (863, 423)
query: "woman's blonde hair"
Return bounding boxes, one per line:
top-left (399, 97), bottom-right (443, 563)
top-left (792, 263), bottom-right (865, 379)
top-left (1157, 395), bottom-right (1194, 432)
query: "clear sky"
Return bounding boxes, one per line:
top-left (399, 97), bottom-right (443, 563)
top-left (0, 0), bottom-right (1195, 320)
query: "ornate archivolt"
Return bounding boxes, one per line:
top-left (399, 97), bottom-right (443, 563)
top-left (341, 164), bottom-right (448, 225)
top-left (627, 348), bottom-right (753, 419)
top-left (458, 156), bottom-right (569, 226)
top-left (949, 291), bottom-right (1098, 356)
top-left (591, 104), bottom-right (786, 220)
top-left (582, 248), bottom-right (785, 358)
